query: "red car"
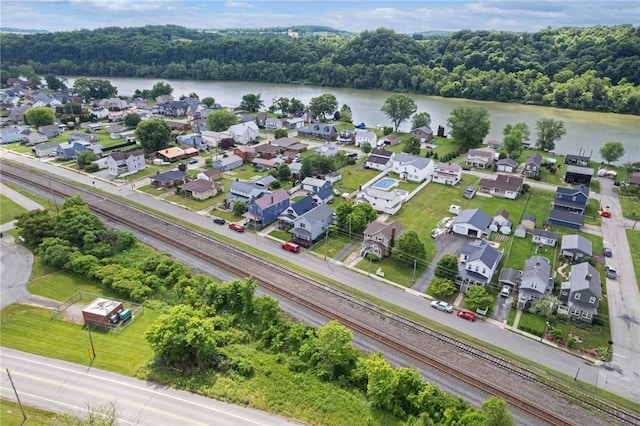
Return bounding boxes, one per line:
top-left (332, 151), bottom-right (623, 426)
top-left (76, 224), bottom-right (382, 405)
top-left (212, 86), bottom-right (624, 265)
top-left (457, 310), bottom-right (476, 322)
top-left (228, 223), bottom-right (245, 233)
top-left (282, 241), bottom-right (301, 253)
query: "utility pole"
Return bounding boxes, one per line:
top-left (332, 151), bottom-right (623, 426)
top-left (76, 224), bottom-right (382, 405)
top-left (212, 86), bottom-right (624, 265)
top-left (5, 369), bottom-right (26, 421)
top-left (324, 227), bottom-right (329, 260)
top-left (412, 258), bottom-right (417, 283)
top-left (87, 325), bottom-right (96, 359)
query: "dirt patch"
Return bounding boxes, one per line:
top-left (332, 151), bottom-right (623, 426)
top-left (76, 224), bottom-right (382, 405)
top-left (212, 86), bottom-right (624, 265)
top-left (61, 302), bottom-right (88, 324)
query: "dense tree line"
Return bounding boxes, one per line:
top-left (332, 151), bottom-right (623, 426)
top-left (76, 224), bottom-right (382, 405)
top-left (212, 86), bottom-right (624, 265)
top-left (2, 25), bottom-right (639, 114)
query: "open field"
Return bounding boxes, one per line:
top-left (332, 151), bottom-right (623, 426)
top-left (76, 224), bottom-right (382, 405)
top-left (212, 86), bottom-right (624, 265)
top-left (0, 194), bottom-right (26, 224)
top-left (627, 229), bottom-right (640, 291)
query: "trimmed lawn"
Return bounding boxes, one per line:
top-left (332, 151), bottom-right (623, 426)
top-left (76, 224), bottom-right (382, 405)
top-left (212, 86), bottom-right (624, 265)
top-left (627, 229), bottom-right (640, 291)
top-left (620, 195), bottom-right (640, 220)
top-left (0, 194), bottom-right (26, 224)
top-left (164, 192), bottom-right (224, 210)
top-left (2, 142), bottom-right (32, 154)
top-left (28, 269), bottom-right (120, 302)
top-left (224, 166), bottom-right (269, 181)
top-left (269, 229), bottom-right (292, 241)
top-left (310, 230), bottom-right (356, 262)
top-left (334, 166), bottom-right (379, 193)
top-left (137, 184), bottom-right (170, 196)
top-left (1, 399), bottom-right (60, 425)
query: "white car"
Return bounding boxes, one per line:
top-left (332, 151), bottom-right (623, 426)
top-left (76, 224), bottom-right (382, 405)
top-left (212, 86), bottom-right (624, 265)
top-left (431, 300), bottom-right (453, 313)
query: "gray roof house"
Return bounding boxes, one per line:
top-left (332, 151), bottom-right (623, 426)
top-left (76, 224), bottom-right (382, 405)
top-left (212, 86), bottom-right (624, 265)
top-left (561, 235), bottom-right (592, 261)
top-left (451, 208), bottom-right (492, 239)
top-left (291, 204), bottom-right (335, 245)
top-left (559, 262), bottom-right (602, 323)
top-left (361, 220), bottom-right (404, 259)
top-left (227, 181), bottom-right (268, 204)
top-left (0, 127), bottom-right (22, 144)
top-left (496, 158), bottom-right (517, 173)
top-left (532, 229), bottom-right (559, 246)
top-left (549, 208), bottom-right (584, 230)
top-left (523, 153), bottom-right (543, 177)
top-left (364, 148), bottom-right (394, 171)
top-left (297, 123), bottom-right (337, 140)
top-left (149, 170), bottom-right (187, 188)
top-left (553, 185), bottom-right (589, 215)
top-left (517, 256), bottom-right (553, 309)
top-left (458, 239), bottom-right (503, 287)
top-left (278, 194), bottom-right (316, 229)
top-left (391, 154), bottom-right (434, 183)
top-left (499, 268), bottom-right (521, 287)
top-left (33, 141), bottom-right (59, 158)
top-left (107, 149), bottom-right (146, 177)
top-left (212, 154), bottom-right (243, 171)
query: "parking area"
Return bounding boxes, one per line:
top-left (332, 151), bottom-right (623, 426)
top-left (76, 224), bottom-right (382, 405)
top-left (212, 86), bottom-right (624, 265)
top-left (412, 233), bottom-right (471, 292)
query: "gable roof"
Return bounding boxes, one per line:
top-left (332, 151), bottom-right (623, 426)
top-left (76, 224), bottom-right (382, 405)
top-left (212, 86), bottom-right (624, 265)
top-left (566, 165), bottom-right (595, 175)
top-left (550, 209), bottom-right (584, 226)
top-left (298, 203), bottom-right (334, 224)
top-left (181, 179), bottom-right (214, 193)
top-left (526, 153), bottom-right (543, 167)
top-left (436, 162), bottom-right (461, 172)
top-left (364, 220), bottom-right (404, 239)
top-left (302, 177), bottom-right (328, 188)
top-left (569, 262), bottom-right (602, 298)
top-left (109, 149), bottom-right (144, 161)
top-left (410, 126), bottom-right (433, 134)
top-left (556, 184), bottom-right (590, 199)
top-left (461, 239), bottom-right (502, 269)
top-left (467, 148), bottom-right (494, 160)
top-left (532, 228), bottom-right (558, 240)
top-left (453, 208), bottom-right (492, 230)
top-left (290, 194), bottom-right (315, 215)
top-left (253, 189), bottom-right (289, 208)
top-left (496, 158), bottom-right (517, 167)
top-left (499, 268), bottom-right (521, 286)
top-left (393, 153), bottom-right (432, 170)
top-left (478, 174), bottom-right (523, 192)
top-left (521, 256), bottom-right (551, 286)
top-left (151, 170), bottom-right (186, 183)
top-left (522, 214), bottom-right (536, 223)
top-left (561, 234), bottom-right (592, 255)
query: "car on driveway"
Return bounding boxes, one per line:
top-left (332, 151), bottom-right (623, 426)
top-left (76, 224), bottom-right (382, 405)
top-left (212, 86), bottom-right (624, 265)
top-left (189, 159), bottom-right (198, 164)
top-left (228, 223), bottom-right (245, 233)
top-left (282, 241), bottom-right (300, 253)
top-left (605, 265), bottom-right (617, 279)
top-left (457, 310), bottom-right (476, 322)
top-left (603, 247), bottom-right (612, 257)
top-left (430, 300), bottom-right (453, 313)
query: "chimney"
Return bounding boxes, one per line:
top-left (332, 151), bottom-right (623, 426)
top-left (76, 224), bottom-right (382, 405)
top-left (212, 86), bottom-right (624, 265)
top-left (271, 196), bottom-right (274, 204)
top-left (586, 274), bottom-right (592, 281)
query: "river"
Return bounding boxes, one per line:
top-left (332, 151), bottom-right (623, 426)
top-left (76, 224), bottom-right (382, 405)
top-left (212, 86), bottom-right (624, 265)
top-left (65, 77), bottom-right (639, 163)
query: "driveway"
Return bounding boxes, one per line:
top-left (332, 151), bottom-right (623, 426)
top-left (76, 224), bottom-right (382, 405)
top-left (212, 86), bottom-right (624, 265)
top-left (411, 233), bottom-right (469, 293)
top-left (0, 236), bottom-right (34, 309)
top-left (492, 293), bottom-right (512, 322)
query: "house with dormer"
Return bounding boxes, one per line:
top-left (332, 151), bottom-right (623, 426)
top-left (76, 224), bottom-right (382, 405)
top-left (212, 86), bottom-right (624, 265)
top-left (391, 153), bottom-right (434, 183)
top-left (523, 153), bottom-right (543, 177)
top-left (297, 123), bottom-right (337, 140)
top-left (458, 239), bottom-right (503, 287)
top-left (291, 203), bottom-right (335, 246)
top-left (278, 194), bottom-right (316, 229)
top-left (559, 262), bottom-right (602, 323)
top-left (107, 149), bottom-right (146, 177)
top-left (364, 148), bottom-right (394, 171)
top-left (517, 256), bottom-right (553, 309)
top-left (229, 121), bottom-right (259, 145)
top-left (356, 187), bottom-right (408, 215)
top-left (246, 189), bottom-right (290, 227)
top-left (433, 163), bottom-right (462, 185)
top-left (301, 177), bottom-right (333, 205)
top-left (337, 129), bottom-right (355, 144)
top-left (361, 220), bottom-right (403, 259)
top-left (227, 181), bottom-right (268, 204)
top-left (354, 130), bottom-right (377, 147)
top-left (552, 184), bottom-right (589, 215)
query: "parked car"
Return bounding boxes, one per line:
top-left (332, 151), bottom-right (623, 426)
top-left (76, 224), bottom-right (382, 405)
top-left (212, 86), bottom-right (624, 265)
top-left (282, 241), bottom-right (301, 253)
top-left (189, 159), bottom-right (198, 164)
top-left (457, 310), bottom-right (476, 322)
top-left (605, 265), bottom-right (617, 279)
top-left (500, 285), bottom-right (511, 297)
top-left (228, 223), bottom-right (245, 233)
top-left (212, 216), bottom-right (226, 225)
top-left (603, 247), bottom-right (612, 257)
top-left (430, 300), bottom-right (453, 313)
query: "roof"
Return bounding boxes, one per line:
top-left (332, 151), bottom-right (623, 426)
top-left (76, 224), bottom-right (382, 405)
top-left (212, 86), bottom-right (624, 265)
top-left (253, 189), bottom-right (289, 208)
top-left (452, 208), bottom-right (492, 230)
top-left (256, 175), bottom-right (277, 186)
top-left (467, 148), bottom-right (494, 160)
top-left (550, 209), bottom-right (584, 226)
top-left (364, 220), bottom-right (404, 239)
top-left (297, 203), bottom-right (334, 224)
top-left (461, 239), bottom-right (502, 270)
top-left (478, 174), bottom-right (523, 192)
top-left (566, 165), bottom-right (595, 175)
top-left (532, 228), bottom-right (558, 240)
top-left (496, 158), bottom-right (517, 167)
top-left (557, 184), bottom-right (589, 198)
top-left (628, 172), bottom-right (640, 185)
top-left (566, 154), bottom-right (590, 161)
top-left (436, 162), bottom-right (461, 172)
top-left (521, 256), bottom-right (551, 290)
top-left (82, 298), bottom-right (121, 316)
top-left (151, 170), bottom-right (186, 183)
top-left (302, 177), bottom-right (327, 188)
top-left (110, 149), bottom-right (144, 161)
top-left (370, 148), bottom-right (393, 158)
top-left (522, 215), bottom-right (536, 223)
top-left (393, 153), bottom-right (432, 170)
top-left (410, 126), bottom-right (433, 134)
top-left (181, 179), bottom-right (214, 193)
top-left (254, 143), bottom-right (281, 154)
top-left (561, 234), bottom-right (592, 255)
top-left (366, 155), bottom-right (392, 165)
top-left (362, 187), bottom-right (403, 201)
top-left (495, 209), bottom-right (509, 219)
top-left (526, 153), bottom-right (543, 167)
top-left (157, 146), bottom-right (189, 159)
top-left (290, 195), bottom-right (315, 215)
top-left (569, 262), bottom-right (602, 299)
top-left (499, 268), bottom-right (521, 285)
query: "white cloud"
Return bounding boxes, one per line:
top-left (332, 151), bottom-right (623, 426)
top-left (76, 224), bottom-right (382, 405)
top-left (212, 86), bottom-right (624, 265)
top-left (225, 1), bottom-right (254, 9)
top-left (69, 0), bottom-right (163, 12)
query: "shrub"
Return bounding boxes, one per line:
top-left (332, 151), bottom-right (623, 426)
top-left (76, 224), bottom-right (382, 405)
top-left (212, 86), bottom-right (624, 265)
top-left (84, 163), bottom-right (99, 172)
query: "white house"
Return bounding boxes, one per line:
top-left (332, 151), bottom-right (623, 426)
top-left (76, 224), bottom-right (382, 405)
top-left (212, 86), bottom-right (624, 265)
top-left (391, 153), bottom-right (434, 183)
top-left (356, 187), bottom-right (408, 215)
top-left (458, 239), bottom-right (503, 287)
top-left (364, 148), bottom-right (394, 171)
top-left (107, 149), bottom-right (146, 177)
top-left (314, 141), bottom-right (339, 157)
top-left (228, 121), bottom-right (259, 145)
top-left (201, 130), bottom-right (232, 148)
top-left (354, 130), bottom-right (377, 147)
top-left (433, 162), bottom-right (462, 185)
top-left (517, 256), bottom-right (553, 309)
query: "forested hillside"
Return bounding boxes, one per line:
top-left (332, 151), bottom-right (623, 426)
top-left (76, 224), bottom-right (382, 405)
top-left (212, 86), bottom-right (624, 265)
top-left (2, 25), bottom-right (639, 114)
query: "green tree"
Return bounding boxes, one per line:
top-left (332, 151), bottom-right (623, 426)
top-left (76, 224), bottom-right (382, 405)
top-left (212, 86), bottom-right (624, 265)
top-left (274, 97), bottom-right (290, 115)
top-left (340, 104), bottom-right (353, 123)
top-left (24, 107), bottom-right (55, 128)
top-left (364, 353), bottom-right (396, 411)
top-left (502, 128), bottom-right (523, 159)
top-left (73, 77), bottom-right (117, 100)
top-left (274, 128), bottom-right (288, 139)
top-left (361, 142), bottom-right (372, 154)
top-left (276, 164), bottom-right (291, 181)
top-left (600, 141), bottom-right (625, 164)
top-left (447, 106), bottom-right (491, 151)
top-left (54, 196), bottom-right (106, 249)
top-left (529, 295), bottom-right (560, 317)
top-left (288, 98), bottom-right (305, 116)
top-left (311, 320), bottom-right (357, 380)
top-left (150, 81), bottom-right (173, 98)
top-left (76, 150), bottom-right (98, 169)
top-left (309, 93), bottom-right (338, 121)
top-left (464, 286), bottom-right (493, 311)
top-left (434, 254), bottom-right (459, 281)
top-left (403, 136), bottom-right (421, 155)
top-left (135, 118), bottom-right (172, 153)
top-left (411, 112), bottom-right (431, 129)
top-left (535, 118), bottom-right (566, 151)
top-left (381, 94), bottom-right (417, 131)
top-left (481, 397), bottom-right (515, 426)
top-left (392, 367), bottom-right (425, 418)
top-left (124, 113), bottom-right (141, 128)
top-left (503, 122), bottom-right (530, 143)
top-left (429, 277), bottom-right (456, 298)
top-left (240, 93), bottom-right (264, 112)
top-left (201, 96), bottom-right (215, 107)
top-left (15, 209), bottom-right (56, 247)
top-left (394, 230), bottom-right (426, 265)
top-left (206, 109), bottom-right (238, 132)
top-left (233, 200), bottom-right (248, 216)
top-left (44, 74), bottom-right (66, 91)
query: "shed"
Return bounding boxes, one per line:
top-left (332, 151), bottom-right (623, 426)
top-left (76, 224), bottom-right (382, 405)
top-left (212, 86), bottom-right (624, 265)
top-left (565, 165), bottom-right (594, 185)
top-left (500, 220), bottom-right (512, 235)
top-left (521, 215), bottom-right (536, 232)
top-left (82, 298), bottom-right (123, 328)
top-left (514, 224), bottom-right (527, 238)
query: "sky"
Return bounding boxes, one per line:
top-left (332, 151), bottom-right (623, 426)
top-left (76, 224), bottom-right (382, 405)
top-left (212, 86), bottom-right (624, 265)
top-left (1, 0), bottom-right (638, 34)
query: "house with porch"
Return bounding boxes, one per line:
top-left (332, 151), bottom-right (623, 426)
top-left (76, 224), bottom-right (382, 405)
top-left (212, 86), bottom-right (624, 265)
top-left (278, 195), bottom-right (316, 229)
top-left (56, 140), bottom-right (103, 160)
top-left (432, 163), bottom-right (461, 185)
top-left (565, 154), bottom-right (590, 166)
top-left (297, 123), bottom-right (337, 140)
top-left (457, 239), bottom-right (503, 287)
top-left (478, 174), bottom-right (523, 199)
top-left (301, 177), bottom-right (333, 205)
top-left (523, 153), bottom-right (543, 177)
top-left (517, 256), bottom-right (553, 309)
top-left (354, 130), bottom-right (377, 147)
top-left (559, 262), bottom-right (602, 323)
top-left (565, 165), bottom-right (594, 185)
top-left (291, 204), bottom-right (335, 246)
top-left (314, 141), bottom-right (339, 157)
top-left (107, 149), bottom-right (146, 177)
top-left (179, 179), bottom-right (222, 200)
top-left (33, 142), bottom-right (59, 157)
top-left (337, 129), bottom-right (355, 144)
top-left (246, 190), bottom-right (290, 227)
top-left (391, 154), bottom-right (434, 183)
top-left (364, 148), bottom-right (394, 171)
top-left (561, 235), bottom-right (592, 261)
top-left (451, 208), bottom-right (492, 239)
top-left (553, 184), bottom-right (589, 215)
top-left (356, 187), bottom-right (408, 215)
top-left (465, 148), bottom-right (495, 169)
top-left (227, 181), bottom-right (268, 204)
top-left (361, 221), bottom-right (403, 259)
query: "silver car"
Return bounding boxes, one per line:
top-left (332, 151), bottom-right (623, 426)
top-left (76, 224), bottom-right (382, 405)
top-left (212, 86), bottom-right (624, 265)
top-left (431, 300), bottom-right (453, 313)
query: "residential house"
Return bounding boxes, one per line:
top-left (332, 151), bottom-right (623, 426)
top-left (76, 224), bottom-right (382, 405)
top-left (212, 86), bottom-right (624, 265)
top-left (629, 172), bottom-right (640, 188)
top-left (150, 170), bottom-right (187, 189)
top-left (228, 121), bottom-right (259, 145)
top-left (291, 204), bottom-right (335, 246)
top-left (165, 120), bottom-right (191, 132)
top-left (21, 131), bottom-right (48, 146)
top-left (523, 153), bottom-right (543, 177)
top-left (176, 134), bottom-right (208, 151)
top-left (553, 185), bottom-right (589, 215)
top-left (201, 130), bottom-right (233, 148)
top-left (532, 229), bottom-right (559, 247)
top-left (496, 158), bottom-right (517, 173)
top-left (246, 190), bottom-right (290, 227)
top-left (354, 130), bottom-right (377, 147)
top-left (559, 262), bottom-right (602, 323)
top-left (0, 127), bottom-right (22, 144)
top-left (499, 268), bottom-right (521, 288)
top-left (255, 175), bottom-right (277, 189)
top-left (561, 235), bottom-right (592, 261)
top-left (179, 179), bottom-right (222, 200)
top-left (521, 215), bottom-right (536, 233)
top-left (409, 126), bottom-right (434, 143)
top-left (68, 132), bottom-right (98, 143)
top-left (361, 220), bottom-right (403, 259)
top-left (104, 124), bottom-right (124, 135)
top-left (391, 154), bottom-right (434, 183)
top-left (6, 106), bottom-right (30, 124)
top-left (33, 142), bottom-right (59, 157)
top-left (278, 195), bottom-right (316, 229)
top-left (271, 137), bottom-right (301, 150)
top-left (364, 148), bottom-right (394, 171)
top-left (478, 175), bottom-right (523, 199)
top-left (433, 163), bottom-right (461, 185)
top-left (252, 157), bottom-right (282, 171)
top-left (89, 107), bottom-right (110, 119)
top-left (283, 117), bottom-right (305, 129)
top-left (565, 165), bottom-right (594, 185)
top-left (324, 171), bottom-right (341, 184)
top-left (465, 148), bottom-right (495, 169)
top-left (451, 208), bottom-right (492, 239)
top-left (107, 149), bottom-right (146, 177)
top-left (518, 256), bottom-right (553, 309)
top-left (196, 169), bottom-right (222, 182)
top-left (289, 162), bottom-right (302, 179)
top-left (233, 146), bottom-right (256, 163)
top-left (227, 181), bottom-right (268, 204)
top-left (565, 154), bottom-right (590, 166)
top-left (486, 140), bottom-right (504, 150)
top-left (57, 140), bottom-right (103, 160)
top-left (549, 209), bottom-right (584, 230)
top-left (265, 117), bottom-right (283, 130)
top-left (314, 141), bottom-right (339, 157)
top-left (337, 129), bottom-right (355, 144)
top-left (458, 239), bottom-right (503, 287)
top-left (356, 187), bottom-right (408, 215)
top-left (212, 154), bottom-right (243, 171)
top-left (297, 124), bottom-right (337, 140)
top-left (254, 143), bottom-right (282, 159)
top-left (38, 124), bottom-right (60, 139)
top-left (156, 147), bottom-right (197, 163)
top-left (254, 112), bottom-right (268, 128)
top-left (301, 177), bottom-right (333, 205)
top-left (99, 97), bottom-right (129, 111)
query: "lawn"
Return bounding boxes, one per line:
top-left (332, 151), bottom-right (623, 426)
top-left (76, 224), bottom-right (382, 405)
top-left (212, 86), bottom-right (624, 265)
top-left (164, 192), bottom-right (224, 211)
top-left (333, 165), bottom-right (379, 193)
top-left (0, 194), bottom-right (26, 224)
top-left (310, 229), bottom-right (357, 262)
top-left (626, 229), bottom-right (640, 291)
top-left (1, 142), bottom-right (32, 155)
top-left (28, 267), bottom-right (121, 301)
top-left (269, 229), bottom-right (292, 241)
top-left (224, 165), bottom-right (268, 181)
top-left (620, 195), bottom-right (640, 220)
top-left (137, 184), bottom-right (170, 196)
top-left (1, 399), bottom-right (60, 425)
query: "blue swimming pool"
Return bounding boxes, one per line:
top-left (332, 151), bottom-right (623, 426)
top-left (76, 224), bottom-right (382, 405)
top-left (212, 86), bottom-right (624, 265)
top-left (372, 177), bottom-right (398, 190)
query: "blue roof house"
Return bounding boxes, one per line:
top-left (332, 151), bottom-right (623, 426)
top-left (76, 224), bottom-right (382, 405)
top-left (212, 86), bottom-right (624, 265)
top-left (301, 177), bottom-right (333, 204)
top-left (278, 194), bottom-right (316, 229)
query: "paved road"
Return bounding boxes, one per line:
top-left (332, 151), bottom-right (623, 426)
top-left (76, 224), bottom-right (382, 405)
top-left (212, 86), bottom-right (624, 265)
top-left (0, 348), bottom-right (296, 425)
top-left (0, 151), bottom-right (633, 403)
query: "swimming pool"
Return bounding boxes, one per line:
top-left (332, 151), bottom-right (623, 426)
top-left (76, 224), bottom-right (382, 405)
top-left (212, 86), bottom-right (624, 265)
top-left (372, 177), bottom-right (398, 190)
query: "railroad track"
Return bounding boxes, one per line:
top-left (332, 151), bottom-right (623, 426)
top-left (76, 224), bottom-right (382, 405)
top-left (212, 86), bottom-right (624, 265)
top-left (2, 162), bottom-right (638, 426)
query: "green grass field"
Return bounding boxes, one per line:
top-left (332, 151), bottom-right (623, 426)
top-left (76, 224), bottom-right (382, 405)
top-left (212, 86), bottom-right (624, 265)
top-left (626, 229), bottom-right (640, 291)
top-left (620, 195), bottom-right (640, 220)
top-left (0, 399), bottom-right (60, 425)
top-left (0, 194), bottom-right (26, 224)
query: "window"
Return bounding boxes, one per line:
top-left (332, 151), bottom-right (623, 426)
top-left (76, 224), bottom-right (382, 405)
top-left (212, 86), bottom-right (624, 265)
top-left (574, 293), bottom-right (581, 300)
top-left (589, 296), bottom-right (596, 304)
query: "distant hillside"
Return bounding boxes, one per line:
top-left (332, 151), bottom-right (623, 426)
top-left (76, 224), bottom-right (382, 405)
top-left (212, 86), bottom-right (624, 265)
top-left (210, 25), bottom-right (352, 37)
top-left (0, 27), bottom-right (48, 34)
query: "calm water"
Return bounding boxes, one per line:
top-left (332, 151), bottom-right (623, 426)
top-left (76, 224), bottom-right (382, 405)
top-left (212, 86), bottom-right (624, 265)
top-left (66, 77), bottom-right (640, 163)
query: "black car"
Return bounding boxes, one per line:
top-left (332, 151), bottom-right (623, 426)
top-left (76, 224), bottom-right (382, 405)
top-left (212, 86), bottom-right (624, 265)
top-left (212, 217), bottom-right (226, 225)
